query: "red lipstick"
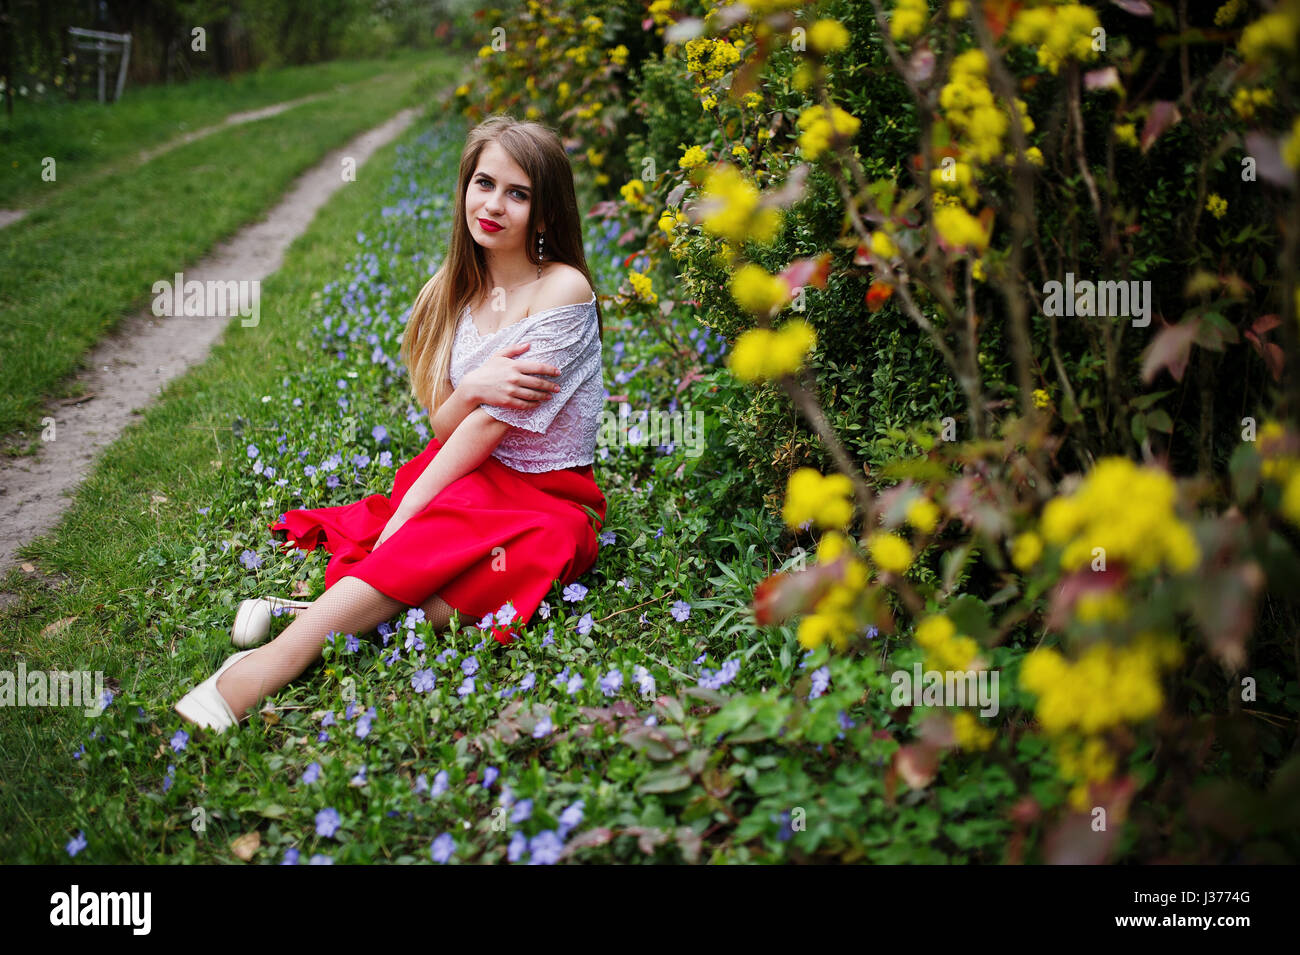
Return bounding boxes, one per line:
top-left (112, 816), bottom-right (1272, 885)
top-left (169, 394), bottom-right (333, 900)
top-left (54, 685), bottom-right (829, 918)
top-left (478, 218), bottom-right (503, 232)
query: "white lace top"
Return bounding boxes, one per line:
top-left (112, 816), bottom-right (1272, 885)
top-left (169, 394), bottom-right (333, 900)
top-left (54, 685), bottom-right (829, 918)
top-left (448, 293), bottom-right (603, 473)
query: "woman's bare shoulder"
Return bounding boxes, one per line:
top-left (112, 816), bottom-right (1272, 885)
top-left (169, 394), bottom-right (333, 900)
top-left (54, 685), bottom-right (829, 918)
top-left (527, 265), bottom-right (594, 316)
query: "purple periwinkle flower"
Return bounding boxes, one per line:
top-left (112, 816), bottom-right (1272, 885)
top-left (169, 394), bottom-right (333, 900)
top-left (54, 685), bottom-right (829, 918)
top-left (170, 729), bottom-right (188, 753)
top-left (412, 669), bottom-right (436, 693)
top-left (562, 582), bottom-right (588, 602)
top-left (301, 762), bottom-right (321, 785)
top-left (528, 830), bottom-right (564, 865)
top-left (577, 613), bottom-right (594, 636)
top-left (315, 807), bottom-right (341, 838)
top-left (431, 833), bottom-right (455, 863)
top-left (66, 831), bottom-right (87, 857)
top-left (670, 600), bottom-right (691, 622)
top-left (599, 669), bottom-right (623, 696)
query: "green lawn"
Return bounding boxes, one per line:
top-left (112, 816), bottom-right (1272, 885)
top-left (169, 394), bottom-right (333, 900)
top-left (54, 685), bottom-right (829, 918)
top-left (0, 54), bottom-right (466, 444)
top-left (0, 50), bottom-right (438, 209)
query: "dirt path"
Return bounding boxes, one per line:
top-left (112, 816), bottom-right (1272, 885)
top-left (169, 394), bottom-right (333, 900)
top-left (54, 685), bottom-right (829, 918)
top-left (0, 82), bottom-right (370, 230)
top-left (0, 105), bottom-right (421, 605)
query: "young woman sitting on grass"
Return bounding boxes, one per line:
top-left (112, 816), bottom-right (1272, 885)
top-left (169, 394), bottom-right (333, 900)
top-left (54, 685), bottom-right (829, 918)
top-left (175, 114), bottom-right (607, 731)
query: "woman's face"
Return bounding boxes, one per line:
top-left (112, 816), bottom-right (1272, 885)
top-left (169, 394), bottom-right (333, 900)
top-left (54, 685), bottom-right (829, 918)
top-left (465, 141), bottom-right (541, 256)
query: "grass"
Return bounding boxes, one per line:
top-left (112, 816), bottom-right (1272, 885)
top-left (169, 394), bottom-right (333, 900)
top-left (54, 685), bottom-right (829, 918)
top-left (0, 107), bottom-right (1021, 866)
top-left (0, 54), bottom-right (466, 444)
top-left (0, 50), bottom-right (440, 209)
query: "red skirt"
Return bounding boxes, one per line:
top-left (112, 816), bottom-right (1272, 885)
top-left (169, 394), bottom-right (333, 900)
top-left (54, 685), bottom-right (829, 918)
top-left (267, 437), bottom-right (606, 627)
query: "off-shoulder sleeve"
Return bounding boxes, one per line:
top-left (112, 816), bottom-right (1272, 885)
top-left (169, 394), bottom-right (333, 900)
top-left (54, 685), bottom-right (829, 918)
top-left (479, 302), bottom-right (600, 435)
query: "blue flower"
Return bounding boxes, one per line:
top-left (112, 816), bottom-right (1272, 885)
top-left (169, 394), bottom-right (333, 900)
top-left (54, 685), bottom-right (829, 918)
top-left (412, 669), bottom-right (436, 693)
top-left (508, 830), bottom-right (528, 863)
top-left (562, 582), bottom-right (588, 602)
top-left (239, 549), bottom-right (263, 570)
top-left (457, 677), bottom-right (476, 697)
top-left (477, 613), bottom-right (494, 629)
top-left (404, 631), bottom-right (425, 652)
top-left (170, 729), bottom-right (188, 753)
top-left (281, 847), bottom-right (300, 865)
top-left (670, 600), bottom-right (691, 622)
top-left (415, 773), bottom-right (429, 795)
top-left (246, 443), bottom-right (260, 459)
top-left (72, 742), bottom-right (85, 760)
top-left (430, 833), bottom-right (455, 863)
top-left (528, 830), bottom-right (564, 865)
top-left (510, 799), bottom-right (534, 824)
top-left (315, 808), bottom-right (341, 838)
top-left (496, 603), bottom-right (517, 625)
top-left (541, 628), bottom-right (555, 647)
top-left (66, 831), bottom-right (87, 857)
top-left (565, 673), bottom-right (584, 696)
top-left (599, 669), bottom-right (623, 696)
top-left (482, 766), bottom-right (499, 788)
top-left (654, 527), bottom-right (665, 540)
top-left (309, 854), bottom-right (333, 865)
top-left (355, 707), bottom-right (376, 739)
top-left (532, 714), bottom-right (553, 738)
top-left (317, 731), bottom-right (330, 743)
top-left (558, 800), bottom-right (585, 839)
top-left (576, 613), bottom-right (594, 636)
top-left (372, 425), bottom-right (389, 444)
top-left (809, 665), bottom-right (831, 700)
top-left (633, 665), bottom-right (656, 698)
top-left (321, 711), bottom-right (336, 727)
top-left (431, 770), bottom-right (449, 796)
top-left (384, 647), bottom-right (400, 665)
top-left (345, 701), bottom-right (359, 720)
top-left (350, 765), bottom-right (367, 787)
top-left (461, 656), bottom-right (479, 677)
top-left (598, 530), bottom-right (616, 546)
top-left (520, 672), bottom-right (536, 691)
top-left (536, 600), bottom-right (550, 620)
top-left (162, 764), bottom-right (176, 793)
top-left (301, 762), bottom-right (321, 785)
top-left (343, 634), bottom-right (359, 653)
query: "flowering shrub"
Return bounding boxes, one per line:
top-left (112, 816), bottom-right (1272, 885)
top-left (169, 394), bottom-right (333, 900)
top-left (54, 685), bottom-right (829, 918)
top-left (455, 0), bottom-right (1300, 863)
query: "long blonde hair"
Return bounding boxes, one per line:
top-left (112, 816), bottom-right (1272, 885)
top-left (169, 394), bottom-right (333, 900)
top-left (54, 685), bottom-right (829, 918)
top-left (401, 114), bottom-right (603, 416)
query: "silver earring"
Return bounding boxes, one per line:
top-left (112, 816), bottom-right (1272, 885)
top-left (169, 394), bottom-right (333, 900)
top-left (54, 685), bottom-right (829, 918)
top-left (537, 232), bottom-right (544, 278)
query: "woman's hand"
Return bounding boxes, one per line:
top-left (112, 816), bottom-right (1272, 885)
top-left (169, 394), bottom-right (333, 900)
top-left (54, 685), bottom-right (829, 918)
top-left (374, 509), bottom-right (409, 549)
top-left (463, 342), bottom-right (562, 410)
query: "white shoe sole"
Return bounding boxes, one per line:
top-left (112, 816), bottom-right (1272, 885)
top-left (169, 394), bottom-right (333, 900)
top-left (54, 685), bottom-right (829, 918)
top-left (174, 649), bottom-right (256, 732)
top-left (231, 596), bottom-right (312, 648)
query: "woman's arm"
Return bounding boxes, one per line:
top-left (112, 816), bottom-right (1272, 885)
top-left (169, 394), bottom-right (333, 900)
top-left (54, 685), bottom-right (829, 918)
top-left (377, 409), bottom-right (511, 545)
top-left (431, 343), bottom-right (562, 443)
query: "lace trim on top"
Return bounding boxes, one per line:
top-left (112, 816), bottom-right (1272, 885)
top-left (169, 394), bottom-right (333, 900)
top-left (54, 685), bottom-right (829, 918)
top-left (449, 295), bottom-right (603, 473)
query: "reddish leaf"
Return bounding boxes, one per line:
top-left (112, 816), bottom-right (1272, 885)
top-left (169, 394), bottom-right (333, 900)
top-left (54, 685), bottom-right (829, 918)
top-left (1084, 67), bottom-right (1121, 92)
top-left (1244, 132), bottom-right (1297, 189)
top-left (893, 741), bottom-right (941, 790)
top-left (751, 559), bottom-right (845, 626)
top-left (1140, 319), bottom-right (1198, 384)
top-left (1048, 566), bottom-right (1127, 631)
top-left (981, 0), bottom-right (1023, 39)
top-left (866, 280), bottom-right (895, 312)
top-left (1140, 101), bottom-right (1181, 154)
top-left (1110, 0), bottom-right (1153, 14)
top-left (779, 252), bottom-right (832, 292)
top-left (560, 827), bottom-right (614, 858)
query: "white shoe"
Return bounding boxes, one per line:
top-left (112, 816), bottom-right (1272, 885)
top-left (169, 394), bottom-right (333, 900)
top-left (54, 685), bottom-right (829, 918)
top-left (231, 596), bottom-right (312, 648)
top-left (174, 649), bottom-right (256, 732)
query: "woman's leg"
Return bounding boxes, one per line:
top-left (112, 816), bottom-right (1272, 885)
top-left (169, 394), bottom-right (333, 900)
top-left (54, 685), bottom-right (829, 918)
top-left (216, 576), bottom-right (406, 719)
top-left (215, 580), bottom-right (462, 720)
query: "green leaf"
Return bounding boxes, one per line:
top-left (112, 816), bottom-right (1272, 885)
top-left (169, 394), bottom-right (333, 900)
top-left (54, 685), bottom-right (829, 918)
top-left (636, 766), bottom-right (694, 794)
top-left (1145, 408), bottom-right (1174, 433)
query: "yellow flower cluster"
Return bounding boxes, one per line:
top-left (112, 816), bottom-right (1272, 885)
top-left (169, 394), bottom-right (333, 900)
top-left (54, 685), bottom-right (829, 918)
top-left (1239, 2), bottom-right (1300, 64)
top-left (563, 45), bottom-right (593, 67)
top-left (796, 104), bottom-right (862, 160)
top-left (809, 18), bottom-right (850, 54)
top-left (933, 205), bottom-right (990, 253)
top-left (620, 178), bottom-right (654, 214)
top-left (867, 532), bottom-right (913, 575)
top-left (1010, 531), bottom-right (1043, 570)
top-left (648, 0), bottom-right (674, 29)
top-left (1232, 86), bottom-right (1273, 121)
top-left (783, 469), bottom-right (854, 530)
top-left (870, 230), bottom-right (899, 259)
top-left (685, 36), bottom-right (742, 80)
top-left (914, 615), bottom-right (980, 672)
top-left (931, 159), bottom-right (978, 208)
top-left (952, 711), bottom-right (995, 750)
top-left (1032, 387), bottom-right (1051, 409)
top-left (729, 263), bottom-right (790, 315)
top-left (743, 91), bottom-right (763, 110)
top-left (1007, 3), bottom-right (1102, 75)
top-left (938, 50), bottom-right (1032, 166)
top-left (1113, 122), bottom-right (1139, 148)
top-left (1053, 733), bottom-right (1119, 809)
top-left (906, 497), bottom-right (940, 533)
top-left (610, 44), bottom-right (629, 67)
top-left (1259, 421), bottom-right (1300, 527)
top-left (678, 145), bottom-right (708, 170)
top-left (1019, 632), bottom-right (1183, 735)
top-left (698, 163), bottom-right (783, 245)
top-left (1205, 193), bottom-right (1227, 219)
top-left (1284, 117), bottom-right (1300, 172)
top-left (797, 532), bottom-right (869, 651)
top-left (658, 208), bottom-right (687, 235)
top-left (1039, 457), bottom-right (1200, 574)
top-left (1215, 0), bottom-right (1243, 26)
top-left (628, 269), bottom-right (657, 304)
top-left (891, 0), bottom-right (928, 42)
top-left (728, 319), bottom-right (816, 382)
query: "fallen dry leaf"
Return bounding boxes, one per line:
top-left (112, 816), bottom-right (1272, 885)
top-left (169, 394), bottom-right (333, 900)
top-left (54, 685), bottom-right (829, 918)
top-left (230, 831), bottom-right (260, 862)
